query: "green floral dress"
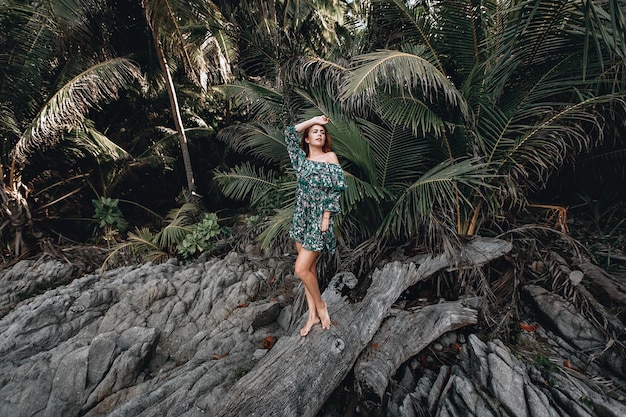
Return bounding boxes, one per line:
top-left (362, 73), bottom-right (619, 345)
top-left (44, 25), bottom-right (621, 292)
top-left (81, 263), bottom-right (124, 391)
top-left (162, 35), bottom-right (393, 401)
top-left (285, 125), bottom-right (346, 252)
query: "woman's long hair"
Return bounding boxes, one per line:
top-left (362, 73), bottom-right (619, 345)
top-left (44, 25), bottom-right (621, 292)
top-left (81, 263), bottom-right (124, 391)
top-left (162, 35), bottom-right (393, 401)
top-left (300, 125), bottom-right (332, 156)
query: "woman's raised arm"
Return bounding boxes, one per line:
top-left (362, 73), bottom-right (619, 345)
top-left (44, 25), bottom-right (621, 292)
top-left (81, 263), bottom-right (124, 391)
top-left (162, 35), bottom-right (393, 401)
top-left (294, 115), bottom-right (328, 132)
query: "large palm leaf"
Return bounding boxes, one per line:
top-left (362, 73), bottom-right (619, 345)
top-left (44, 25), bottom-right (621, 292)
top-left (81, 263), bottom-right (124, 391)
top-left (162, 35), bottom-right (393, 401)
top-left (340, 48), bottom-right (469, 120)
top-left (213, 162), bottom-right (285, 207)
top-left (215, 81), bottom-right (286, 123)
top-left (216, 124), bottom-right (289, 166)
top-left (13, 58), bottom-right (144, 162)
top-left (379, 158), bottom-right (493, 242)
top-left (358, 118), bottom-right (436, 190)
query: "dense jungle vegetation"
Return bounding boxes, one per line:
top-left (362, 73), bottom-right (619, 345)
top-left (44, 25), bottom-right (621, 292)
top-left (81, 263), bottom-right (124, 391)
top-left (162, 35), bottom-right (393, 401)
top-left (1, 0), bottom-right (626, 328)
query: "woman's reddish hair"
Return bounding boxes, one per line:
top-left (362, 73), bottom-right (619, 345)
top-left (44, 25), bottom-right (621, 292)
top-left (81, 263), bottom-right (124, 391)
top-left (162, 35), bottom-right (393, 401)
top-left (300, 125), bottom-right (332, 156)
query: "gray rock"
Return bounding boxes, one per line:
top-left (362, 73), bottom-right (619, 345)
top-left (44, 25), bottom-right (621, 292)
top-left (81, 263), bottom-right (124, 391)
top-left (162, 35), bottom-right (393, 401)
top-left (276, 305), bottom-right (293, 331)
top-left (253, 349), bottom-right (268, 359)
top-left (413, 331), bottom-right (626, 417)
top-left (0, 259), bottom-right (76, 317)
top-left (246, 301), bottom-right (280, 329)
top-left (0, 252), bottom-right (290, 417)
top-left (1, 249), bottom-right (624, 417)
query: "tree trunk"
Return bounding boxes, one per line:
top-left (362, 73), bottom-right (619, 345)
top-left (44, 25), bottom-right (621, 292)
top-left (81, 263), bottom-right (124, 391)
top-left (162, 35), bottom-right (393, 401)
top-left (143, 4), bottom-right (196, 192)
top-left (212, 237), bottom-right (512, 417)
top-left (354, 300), bottom-right (479, 408)
top-left (579, 261), bottom-right (626, 305)
top-left (0, 180), bottom-right (32, 257)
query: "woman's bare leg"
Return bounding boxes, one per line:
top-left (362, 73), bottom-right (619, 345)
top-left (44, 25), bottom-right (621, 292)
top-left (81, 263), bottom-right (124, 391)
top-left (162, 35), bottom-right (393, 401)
top-left (295, 243), bottom-right (319, 336)
top-left (294, 244), bottom-right (331, 336)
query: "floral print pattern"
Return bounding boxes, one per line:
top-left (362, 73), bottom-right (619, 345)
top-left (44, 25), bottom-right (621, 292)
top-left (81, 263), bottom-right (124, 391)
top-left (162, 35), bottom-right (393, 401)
top-left (285, 125), bottom-right (346, 252)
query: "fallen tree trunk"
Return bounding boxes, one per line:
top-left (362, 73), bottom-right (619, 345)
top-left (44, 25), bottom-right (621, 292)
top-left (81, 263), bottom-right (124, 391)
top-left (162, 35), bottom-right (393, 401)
top-left (212, 237), bottom-right (512, 417)
top-left (354, 300), bottom-right (479, 408)
top-left (579, 262), bottom-right (626, 305)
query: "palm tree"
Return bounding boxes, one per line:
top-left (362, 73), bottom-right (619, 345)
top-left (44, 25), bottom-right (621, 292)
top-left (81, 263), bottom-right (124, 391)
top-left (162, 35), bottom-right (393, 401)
top-left (328, 0), bottom-right (626, 245)
top-left (0, 0), bottom-right (239, 256)
top-left (138, 0), bottom-right (235, 192)
top-left (214, 0), bottom-right (626, 254)
top-left (0, 1), bottom-right (145, 256)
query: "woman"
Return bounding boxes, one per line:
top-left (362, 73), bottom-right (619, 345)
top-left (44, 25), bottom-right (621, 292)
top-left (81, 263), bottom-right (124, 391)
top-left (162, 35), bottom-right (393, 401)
top-left (285, 115), bottom-right (346, 336)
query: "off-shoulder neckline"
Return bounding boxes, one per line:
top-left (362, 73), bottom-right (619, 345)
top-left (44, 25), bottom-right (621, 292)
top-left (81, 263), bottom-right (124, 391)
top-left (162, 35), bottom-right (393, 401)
top-left (305, 158), bottom-right (341, 166)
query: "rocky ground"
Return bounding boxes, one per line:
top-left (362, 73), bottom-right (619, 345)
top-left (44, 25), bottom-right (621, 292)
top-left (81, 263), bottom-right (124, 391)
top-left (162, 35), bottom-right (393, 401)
top-left (0, 237), bottom-right (625, 417)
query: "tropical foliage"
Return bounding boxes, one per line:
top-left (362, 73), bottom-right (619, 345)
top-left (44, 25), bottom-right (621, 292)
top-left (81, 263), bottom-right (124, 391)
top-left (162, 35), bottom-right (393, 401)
top-left (177, 212), bottom-right (224, 259)
top-left (101, 195), bottom-right (226, 268)
top-left (92, 196), bottom-right (128, 243)
top-left (214, 0), bottom-right (626, 255)
top-left (1, 0), bottom-right (625, 265)
top-left (0, 0), bottom-right (235, 258)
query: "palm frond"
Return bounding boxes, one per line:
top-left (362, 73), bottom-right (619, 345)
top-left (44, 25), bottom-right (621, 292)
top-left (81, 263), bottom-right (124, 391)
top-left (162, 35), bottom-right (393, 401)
top-left (340, 49), bottom-right (468, 118)
top-left (66, 122), bottom-right (131, 162)
top-left (506, 0), bottom-right (578, 66)
top-left (151, 199), bottom-right (205, 250)
top-left (329, 118), bottom-right (379, 185)
top-left (358, 118), bottom-right (434, 189)
top-left (0, 4), bottom-right (57, 119)
top-left (557, 0), bottom-right (625, 79)
top-left (0, 104), bottom-right (19, 137)
top-left (213, 162), bottom-right (282, 206)
top-left (433, 0), bottom-right (503, 78)
top-left (258, 206), bottom-right (293, 249)
top-left (378, 93), bottom-right (447, 138)
top-left (13, 58), bottom-right (144, 162)
top-left (163, 199), bottom-right (204, 226)
top-left (370, 0), bottom-right (443, 70)
top-left (214, 81), bottom-right (285, 122)
top-left (126, 227), bottom-right (161, 252)
top-left (281, 56), bottom-right (349, 96)
top-left (499, 95), bottom-right (620, 184)
top-left (342, 170), bottom-right (390, 210)
top-left (379, 157), bottom-right (493, 240)
top-left (101, 227), bottom-right (167, 271)
top-left (216, 124), bottom-right (288, 165)
top-left (154, 224), bottom-right (192, 251)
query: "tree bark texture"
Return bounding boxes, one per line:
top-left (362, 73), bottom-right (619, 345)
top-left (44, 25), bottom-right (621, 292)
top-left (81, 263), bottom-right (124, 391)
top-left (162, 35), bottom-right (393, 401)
top-left (579, 261), bottom-right (626, 305)
top-left (212, 237), bottom-right (512, 417)
top-left (354, 300), bottom-right (479, 407)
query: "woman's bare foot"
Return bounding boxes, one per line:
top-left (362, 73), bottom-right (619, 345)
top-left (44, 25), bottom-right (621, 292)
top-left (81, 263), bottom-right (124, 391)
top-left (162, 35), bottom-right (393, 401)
top-left (318, 301), bottom-right (331, 330)
top-left (300, 315), bottom-right (320, 337)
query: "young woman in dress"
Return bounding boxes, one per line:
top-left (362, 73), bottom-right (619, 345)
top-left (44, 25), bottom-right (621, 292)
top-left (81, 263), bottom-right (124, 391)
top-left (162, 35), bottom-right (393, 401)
top-left (284, 115), bottom-right (346, 336)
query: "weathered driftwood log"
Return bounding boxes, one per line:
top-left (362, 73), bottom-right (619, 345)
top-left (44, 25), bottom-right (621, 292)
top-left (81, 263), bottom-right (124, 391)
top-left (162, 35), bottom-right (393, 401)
top-left (354, 300), bottom-right (479, 408)
top-left (579, 262), bottom-right (626, 305)
top-left (212, 237), bottom-right (512, 417)
top-left (550, 254), bottom-right (626, 337)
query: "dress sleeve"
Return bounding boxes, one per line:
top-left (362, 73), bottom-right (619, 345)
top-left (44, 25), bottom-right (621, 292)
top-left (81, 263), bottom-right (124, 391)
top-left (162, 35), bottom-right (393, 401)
top-left (284, 126), bottom-right (305, 174)
top-left (324, 165), bottom-right (346, 213)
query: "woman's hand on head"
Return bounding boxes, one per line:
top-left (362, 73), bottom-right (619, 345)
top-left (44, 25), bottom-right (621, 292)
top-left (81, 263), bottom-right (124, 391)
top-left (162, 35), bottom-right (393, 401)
top-left (295, 115), bottom-right (329, 132)
top-left (313, 115), bottom-right (329, 125)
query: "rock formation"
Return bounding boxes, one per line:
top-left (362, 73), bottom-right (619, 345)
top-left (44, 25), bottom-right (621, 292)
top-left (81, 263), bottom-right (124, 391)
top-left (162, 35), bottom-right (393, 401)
top-left (0, 237), bottom-right (624, 417)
